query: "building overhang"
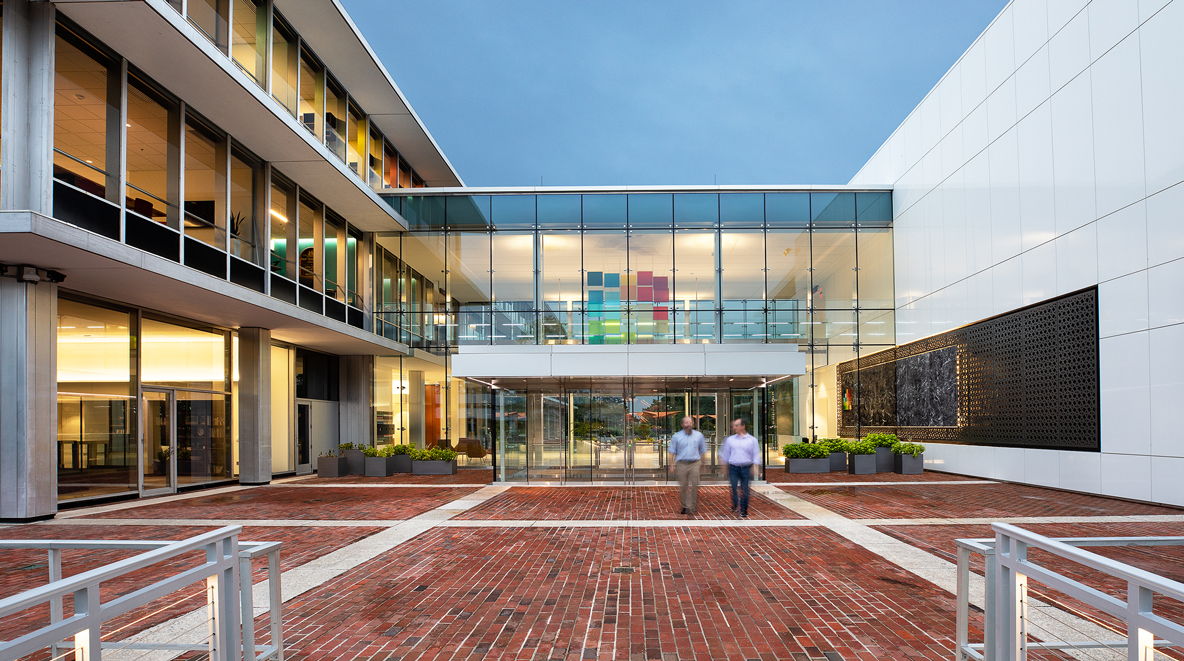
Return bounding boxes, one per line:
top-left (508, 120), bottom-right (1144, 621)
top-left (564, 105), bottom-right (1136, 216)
top-left (53, 0), bottom-right (453, 231)
top-left (0, 212), bottom-right (407, 356)
top-left (451, 344), bottom-right (806, 380)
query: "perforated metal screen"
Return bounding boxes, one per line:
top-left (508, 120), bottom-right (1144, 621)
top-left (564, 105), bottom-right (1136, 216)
top-left (837, 287), bottom-right (1099, 450)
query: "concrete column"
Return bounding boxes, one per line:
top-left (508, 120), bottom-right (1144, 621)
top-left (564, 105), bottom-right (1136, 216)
top-left (527, 391), bottom-right (543, 467)
top-left (1, 0), bottom-right (55, 213)
top-left (407, 370), bottom-right (425, 449)
top-left (0, 273), bottom-right (58, 521)
top-left (237, 328), bottom-right (271, 485)
top-left (339, 355), bottom-right (373, 446)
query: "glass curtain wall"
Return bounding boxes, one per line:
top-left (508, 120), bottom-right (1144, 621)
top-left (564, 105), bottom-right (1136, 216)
top-left (381, 191), bottom-right (894, 467)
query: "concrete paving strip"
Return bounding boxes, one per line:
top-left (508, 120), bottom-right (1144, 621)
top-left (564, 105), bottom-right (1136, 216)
top-left (279, 482), bottom-right (492, 488)
top-left (754, 484), bottom-right (1130, 660)
top-left (54, 484), bottom-right (255, 519)
top-left (97, 485), bottom-right (510, 661)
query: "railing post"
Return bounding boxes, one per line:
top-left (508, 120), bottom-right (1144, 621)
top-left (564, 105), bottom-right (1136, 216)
top-left (49, 548), bottom-right (62, 659)
top-left (995, 532), bottom-right (1027, 661)
top-left (240, 551), bottom-right (256, 661)
top-left (73, 585), bottom-right (102, 661)
top-left (983, 546), bottom-right (996, 661)
top-left (1127, 583), bottom-right (1154, 661)
top-left (269, 546), bottom-right (284, 661)
top-left (956, 545), bottom-right (970, 661)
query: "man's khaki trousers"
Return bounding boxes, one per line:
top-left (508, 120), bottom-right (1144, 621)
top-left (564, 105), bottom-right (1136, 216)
top-left (675, 460), bottom-right (701, 513)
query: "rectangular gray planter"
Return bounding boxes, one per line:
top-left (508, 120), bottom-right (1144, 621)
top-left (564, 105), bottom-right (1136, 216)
top-left (317, 456), bottom-right (348, 478)
top-left (894, 453), bottom-right (924, 475)
top-left (413, 459), bottom-right (458, 475)
top-left (365, 456), bottom-right (394, 477)
top-left (786, 457), bottom-right (830, 474)
top-left (848, 454), bottom-right (876, 475)
top-left (829, 452), bottom-right (847, 472)
top-left (874, 446), bottom-right (895, 473)
top-left (343, 449), bottom-right (366, 475)
top-left (392, 454), bottom-right (412, 473)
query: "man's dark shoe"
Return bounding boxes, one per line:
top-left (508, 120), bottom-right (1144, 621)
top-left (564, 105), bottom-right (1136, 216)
top-left (680, 507), bottom-right (687, 514)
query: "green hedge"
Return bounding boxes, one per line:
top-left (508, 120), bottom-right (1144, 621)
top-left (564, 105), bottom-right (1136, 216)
top-left (410, 447), bottom-right (458, 462)
top-left (781, 443), bottom-right (829, 459)
top-left (846, 439), bottom-right (877, 455)
top-left (892, 441), bottom-right (926, 457)
top-left (863, 433), bottom-right (899, 448)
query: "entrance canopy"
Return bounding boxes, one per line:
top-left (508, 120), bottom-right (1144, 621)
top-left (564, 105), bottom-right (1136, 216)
top-left (451, 344), bottom-right (806, 380)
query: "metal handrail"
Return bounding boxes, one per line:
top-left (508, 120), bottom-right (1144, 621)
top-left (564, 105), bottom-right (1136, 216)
top-left (955, 527), bottom-right (1184, 661)
top-left (0, 527), bottom-right (283, 661)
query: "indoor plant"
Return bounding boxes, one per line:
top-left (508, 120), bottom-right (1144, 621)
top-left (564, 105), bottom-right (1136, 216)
top-left (846, 438), bottom-right (877, 475)
top-left (411, 447), bottom-right (459, 475)
top-left (317, 450), bottom-right (347, 478)
top-left (892, 441), bottom-right (926, 475)
top-left (338, 442), bottom-right (366, 475)
top-left (782, 442), bottom-right (830, 474)
top-left (387, 444), bottom-right (413, 473)
top-left (818, 438), bottom-right (848, 472)
top-left (865, 433), bottom-right (899, 473)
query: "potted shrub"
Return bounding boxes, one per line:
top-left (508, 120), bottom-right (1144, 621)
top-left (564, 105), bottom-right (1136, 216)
top-left (781, 442), bottom-right (830, 473)
top-left (388, 444), bottom-right (413, 473)
top-left (338, 442), bottom-right (366, 475)
top-left (364, 445), bottom-right (394, 477)
top-left (892, 441), bottom-right (926, 475)
top-left (865, 433), bottom-right (899, 473)
top-left (317, 450), bottom-right (348, 478)
top-left (411, 447), bottom-right (459, 475)
top-left (818, 438), bottom-right (848, 472)
top-left (846, 439), bottom-right (877, 475)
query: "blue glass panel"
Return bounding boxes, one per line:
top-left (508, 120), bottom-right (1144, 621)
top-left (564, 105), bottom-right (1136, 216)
top-left (589, 290), bottom-right (604, 304)
top-left (627, 194), bottom-right (673, 227)
top-left (720, 193), bottom-right (764, 227)
top-left (587, 271), bottom-right (603, 287)
top-left (401, 196), bottom-right (445, 230)
top-left (856, 192), bottom-right (892, 226)
top-left (537, 194), bottom-right (582, 229)
top-left (604, 272), bottom-right (620, 288)
top-left (811, 192), bottom-right (856, 226)
top-left (490, 195), bottom-right (536, 229)
top-left (674, 193), bottom-right (718, 227)
top-left (582, 194), bottom-right (626, 227)
top-left (445, 196), bottom-right (490, 229)
top-left (605, 291), bottom-right (620, 306)
top-left (765, 193), bottom-right (810, 227)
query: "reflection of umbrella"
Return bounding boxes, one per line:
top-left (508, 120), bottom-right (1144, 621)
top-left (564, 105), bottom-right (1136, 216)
top-left (640, 410), bottom-right (680, 419)
top-left (499, 412), bottom-right (526, 421)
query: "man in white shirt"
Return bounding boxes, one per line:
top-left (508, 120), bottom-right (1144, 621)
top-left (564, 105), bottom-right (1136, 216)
top-left (668, 416), bottom-right (707, 516)
top-left (720, 418), bottom-right (761, 518)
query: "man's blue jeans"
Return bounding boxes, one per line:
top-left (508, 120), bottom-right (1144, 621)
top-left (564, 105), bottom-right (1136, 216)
top-left (728, 463), bottom-right (752, 514)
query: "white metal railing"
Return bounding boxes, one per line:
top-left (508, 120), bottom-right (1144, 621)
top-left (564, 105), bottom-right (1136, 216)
top-left (0, 526), bottom-right (283, 661)
top-left (955, 523), bottom-right (1184, 661)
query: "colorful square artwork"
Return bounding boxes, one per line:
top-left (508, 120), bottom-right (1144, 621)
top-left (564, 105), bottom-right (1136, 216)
top-left (654, 306), bottom-right (669, 321)
top-left (587, 271), bottom-right (603, 286)
top-left (637, 286), bottom-right (653, 302)
top-left (637, 271), bottom-right (653, 287)
top-left (604, 272), bottom-right (620, 288)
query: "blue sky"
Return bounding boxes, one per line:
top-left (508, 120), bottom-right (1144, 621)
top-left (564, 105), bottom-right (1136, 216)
top-left (340, 1), bottom-right (1008, 187)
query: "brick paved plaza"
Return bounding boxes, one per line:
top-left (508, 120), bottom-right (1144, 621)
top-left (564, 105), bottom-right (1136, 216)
top-left (4, 471), bottom-right (1184, 660)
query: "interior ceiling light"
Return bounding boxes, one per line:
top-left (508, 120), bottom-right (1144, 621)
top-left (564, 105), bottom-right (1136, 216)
top-left (270, 209), bottom-right (288, 223)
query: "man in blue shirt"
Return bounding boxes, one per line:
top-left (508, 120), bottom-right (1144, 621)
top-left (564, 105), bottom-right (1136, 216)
top-left (720, 418), bottom-right (761, 518)
top-left (668, 416), bottom-right (707, 516)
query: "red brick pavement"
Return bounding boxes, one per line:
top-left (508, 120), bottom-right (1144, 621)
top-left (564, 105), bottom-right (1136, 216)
top-left (780, 482), bottom-right (1183, 519)
top-left (269, 526), bottom-right (966, 661)
top-left (0, 524), bottom-right (383, 652)
top-left (767, 469), bottom-right (976, 483)
top-left (81, 486), bottom-right (481, 521)
top-left (456, 487), bottom-right (804, 521)
top-left (307, 469), bottom-right (494, 486)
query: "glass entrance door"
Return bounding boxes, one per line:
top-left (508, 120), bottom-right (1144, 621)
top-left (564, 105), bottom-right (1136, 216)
top-left (142, 389), bottom-right (174, 495)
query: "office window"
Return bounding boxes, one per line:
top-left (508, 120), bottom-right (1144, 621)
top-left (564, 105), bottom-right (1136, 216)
top-left (229, 146), bottom-right (260, 263)
top-left (297, 194), bottom-right (322, 291)
top-left (231, 0), bottom-right (266, 84)
top-left (269, 175), bottom-right (296, 278)
top-left (398, 155), bottom-right (411, 189)
top-left (346, 103), bottom-right (364, 176)
top-left (382, 142), bottom-right (397, 188)
top-left (324, 77), bottom-right (347, 163)
top-left (368, 128), bottom-right (383, 189)
top-left (183, 116), bottom-right (227, 249)
top-left (298, 52), bottom-right (324, 140)
top-left (347, 226), bottom-right (363, 308)
top-left (188, 0), bottom-right (229, 51)
top-left (53, 30), bottom-right (119, 202)
top-left (270, 17), bottom-right (298, 117)
top-left (126, 74), bottom-right (181, 228)
top-left (412, 172), bottom-right (425, 188)
top-left (324, 212), bottom-right (344, 302)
